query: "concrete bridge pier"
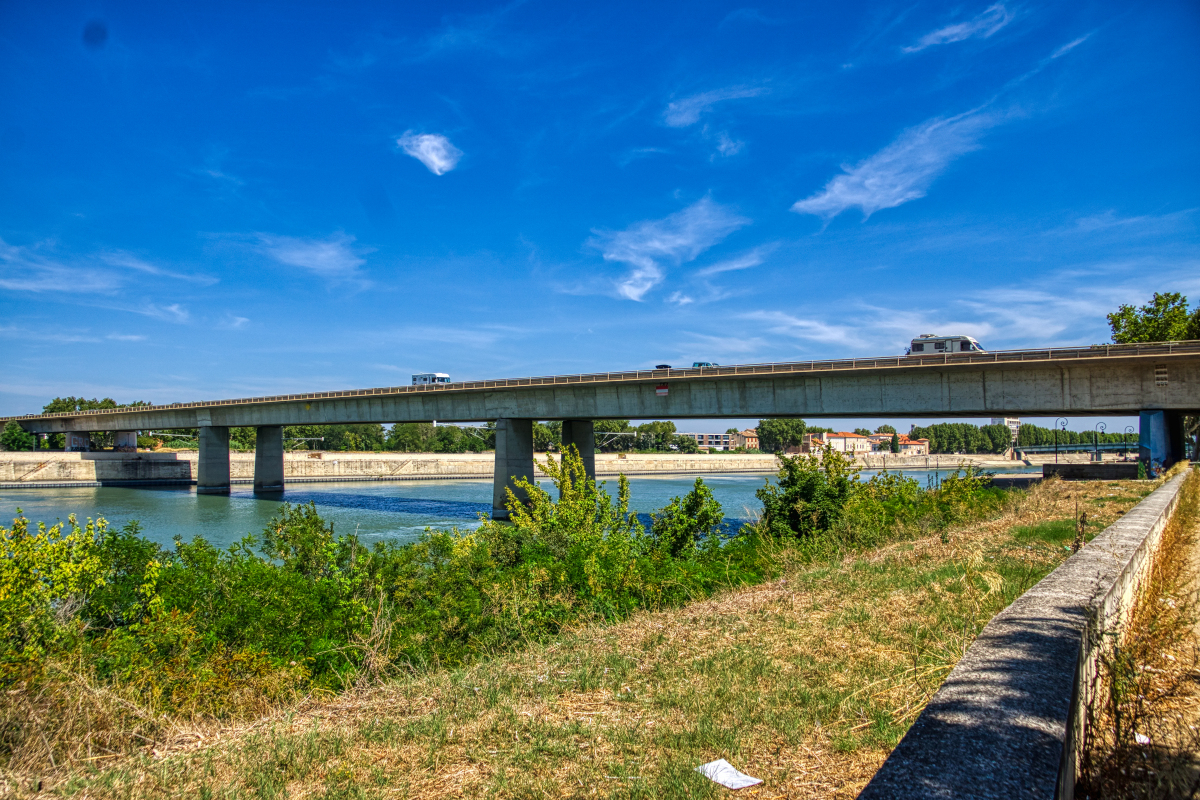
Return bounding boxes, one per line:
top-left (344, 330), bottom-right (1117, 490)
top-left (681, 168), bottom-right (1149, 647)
top-left (197, 426), bottom-right (231, 494)
top-left (1139, 410), bottom-right (1191, 469)
top-left (492, 418), bottom-right (534, 520)
top-left (254, 425), bottom-right (284, 493)
top-left (560, 419), bottom-right (596, 485)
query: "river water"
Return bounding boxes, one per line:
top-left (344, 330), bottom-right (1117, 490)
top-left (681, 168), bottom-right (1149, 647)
top-left (0, 467), bottom-right (1037, 551)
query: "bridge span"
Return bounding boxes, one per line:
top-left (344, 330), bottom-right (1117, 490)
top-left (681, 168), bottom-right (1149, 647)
top-left (3, 341), bottom-right (1197, 516)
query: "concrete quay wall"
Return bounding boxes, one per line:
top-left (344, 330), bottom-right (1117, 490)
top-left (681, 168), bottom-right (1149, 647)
top-left (0, 451), bottom-right (782, 486)
top-left (858, 468), bottom-right (1193, 800)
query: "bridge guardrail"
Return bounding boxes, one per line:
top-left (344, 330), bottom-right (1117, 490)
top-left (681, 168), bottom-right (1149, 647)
top-left (3, 340), bottom-right (1198, 424)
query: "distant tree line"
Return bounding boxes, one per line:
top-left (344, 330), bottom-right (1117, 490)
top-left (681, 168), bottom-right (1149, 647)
top-left (908, 423), bottom-right (1013, 454)
top-left (1014, 424), bottom-right (1136, 448)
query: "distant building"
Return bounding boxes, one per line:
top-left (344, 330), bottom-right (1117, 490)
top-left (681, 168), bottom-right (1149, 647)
top-left (678, 431), bottom-right (734, 450)
top-left (796, 431), bottom-right (929, 456)
top-left (867, 433), bottom-right (895, 450)
top-left (730, 429), bottom-right (759, 450)
top-left (412, 373), bottom-right (450, 386)
top-left (897, 436), bottom-right (930, 456)
top-left (800, 431), bottom-right (873, 454)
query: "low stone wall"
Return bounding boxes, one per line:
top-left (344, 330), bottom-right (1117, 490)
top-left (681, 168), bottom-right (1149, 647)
top-left (0, 451), bottom-right (781, 487)
top-left (1043, 463), bottom-right (1141, 481)
top-left (858, 468), bottom-right (1191, 800)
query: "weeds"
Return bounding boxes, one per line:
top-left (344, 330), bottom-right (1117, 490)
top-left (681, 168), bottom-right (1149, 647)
top-left (1078, 468), bottom-right (1200, 799)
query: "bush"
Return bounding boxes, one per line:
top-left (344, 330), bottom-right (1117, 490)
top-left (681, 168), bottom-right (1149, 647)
top-left (1, 449), bottom-right (775, 721)
top-left (756, 447), bottom-right (1008, 550)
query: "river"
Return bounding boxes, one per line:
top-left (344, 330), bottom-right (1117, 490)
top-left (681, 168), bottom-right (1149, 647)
top-left (0, 467), bottom-right (1036, 551)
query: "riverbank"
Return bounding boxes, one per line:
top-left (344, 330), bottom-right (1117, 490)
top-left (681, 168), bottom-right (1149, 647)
top-left (6, 474), bottom-right (1170, 798)
top-left (0, 450), bottom-right (1060, 488)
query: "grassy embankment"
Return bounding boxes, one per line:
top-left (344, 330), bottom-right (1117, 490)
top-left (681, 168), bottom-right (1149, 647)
top-left (1, 452), bottom-right (1175, 798)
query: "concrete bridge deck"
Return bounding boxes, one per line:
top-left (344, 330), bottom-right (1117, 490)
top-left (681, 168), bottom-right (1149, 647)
top-left (2, 341), bottom-right (1196, 515)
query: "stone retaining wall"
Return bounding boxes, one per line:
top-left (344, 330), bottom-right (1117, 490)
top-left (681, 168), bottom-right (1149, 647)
top-left (0, 451), bottom-right (781, 486)
top-left (858, 468), bottom-right (1191, 799)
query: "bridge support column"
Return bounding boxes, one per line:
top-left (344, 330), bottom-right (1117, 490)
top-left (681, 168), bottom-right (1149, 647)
top-left (1140, 410), bottom-right (1188, 472)
top-left (65, 431), bottom-right (90, 452)
top-left (197, 426), bottom-right (231, 494)
top-left (254, 426), bottom-right (284, 493)
top-left (560, 419), bottom-right (596, 486)
top-left (492, 418), bottom-right (534, 520)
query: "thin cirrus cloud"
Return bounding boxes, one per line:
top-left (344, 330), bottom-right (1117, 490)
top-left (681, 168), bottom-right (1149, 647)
top-left (587, 197), bottom-right (750, 301)
top-left (0, 238), bottom-right (127, 294)
top-left (101, 252), bottom-right (217, 285)
top-left (256, 232), bottom-right (368, 281)
top-left (662, 86), bottom-right (767, 127)
top-left (903, 4), bottom-right (1013, 53)
top-left (694, 247), bottom-right (770, 277)
top-left (397, 132), bottom-right (463, 175)
top-left (791, 107), bottom-right (1003, 221)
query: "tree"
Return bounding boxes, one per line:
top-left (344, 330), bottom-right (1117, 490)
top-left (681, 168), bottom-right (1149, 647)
top-left (756, 418), bottom-right (807, 454)
top-left (41, 396), bottom-right (149, 449)
top-left (726, 427), bottom-right (741, 435)
top-left (532, 422), bottom-right (560, 452)
top-left (853, 427), bottom-right (871, 437)
top-left (1107, 293), bottom-right (1200, 458)
top-left (284, 424), bottom-right (386, 452)
top-left (1, 422), bottom-right (35, 451)
top-left (1107, 292), bottom-right (1200, 343)
top-left (874, 424), bottom-right (896, 434)
top-left (890, 432), bottom-right (900, 453)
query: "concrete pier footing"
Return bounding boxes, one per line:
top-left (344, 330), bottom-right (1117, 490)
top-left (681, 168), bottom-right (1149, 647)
top-left (197, 426), bottom-right (230, 494)
top-left (492, 418), bottom-right (534, 520)
top-left (254, 425), bottom-right (284, 492)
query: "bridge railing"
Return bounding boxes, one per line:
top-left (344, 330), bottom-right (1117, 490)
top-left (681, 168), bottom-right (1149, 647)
top-left (3, 340), bottom-right (1199, 423)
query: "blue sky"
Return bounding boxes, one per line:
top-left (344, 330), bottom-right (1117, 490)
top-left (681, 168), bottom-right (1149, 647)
top-left (1, 1), bottom-right (1197, 433)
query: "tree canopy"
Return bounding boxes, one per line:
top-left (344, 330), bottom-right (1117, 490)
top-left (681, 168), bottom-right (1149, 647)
top-left (1107, 292), bottom-right (1200, 343)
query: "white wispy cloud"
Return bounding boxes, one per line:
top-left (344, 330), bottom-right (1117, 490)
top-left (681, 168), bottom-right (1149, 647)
top-left (1051, 34), bottom-right (1092, 59)
top-left (141, 303), bottom-right (190, 323)
top-left (397, 132), bottom-right (463, 175)
top-left (662, 86), bottom-right (767, 127)
top-left (587, 198), bottom-right (750, 301)
top-left (101, 252), bottom-right (218, 285)
top-left (106, 333), bottom-right (146, 341)
top-left (714, 131), bottom-right (744, 158)
top-left (256, 232), bottom-right (368, 281)
top-left (740, 259), bottom-right (1200, 358)
top-left (791, 108), bottom-right (1002, 221)
top-left (0, 238), bottom-right (123, 293)
top-left (904, 4), bottom-right (1013, 53)
top-left (694, 248), bottom-right (770, 277)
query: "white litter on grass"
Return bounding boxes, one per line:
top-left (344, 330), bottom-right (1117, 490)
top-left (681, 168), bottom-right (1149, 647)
top-left (695, 759), bottom-right (762, 790)
top-left (1135, 733), bottom-right (1151, 745)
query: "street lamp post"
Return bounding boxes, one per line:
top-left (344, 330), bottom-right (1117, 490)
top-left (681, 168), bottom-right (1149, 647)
top-left (1124, 425), bottom-right (1135, 461)
top-left (1055, 418), bottom-right (1068, 464)
top-left (1094, 421), bottom-right (1106, 462)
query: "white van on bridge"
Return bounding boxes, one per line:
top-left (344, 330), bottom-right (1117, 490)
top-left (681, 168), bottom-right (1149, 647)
top-left (907, 334), bottom-right (986, 355)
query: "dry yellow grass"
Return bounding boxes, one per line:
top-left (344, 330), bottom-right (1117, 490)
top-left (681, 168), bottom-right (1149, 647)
top-left (2, 476), bottom-right (1164, 799)
top-left (1078, 468), bottom-right (1200, 798)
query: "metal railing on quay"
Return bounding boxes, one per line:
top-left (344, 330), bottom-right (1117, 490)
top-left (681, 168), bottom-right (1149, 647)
top-left (3, 340), bottom-right (1199, 423)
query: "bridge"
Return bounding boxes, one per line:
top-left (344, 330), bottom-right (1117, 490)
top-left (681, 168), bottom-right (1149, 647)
top-left (3, 341), bottom-right (1197, 517)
